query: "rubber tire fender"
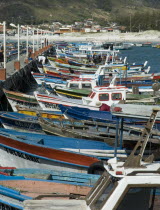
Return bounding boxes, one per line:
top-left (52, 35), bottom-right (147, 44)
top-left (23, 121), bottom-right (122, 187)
top-left (88, 161), bottom-right (105, 175)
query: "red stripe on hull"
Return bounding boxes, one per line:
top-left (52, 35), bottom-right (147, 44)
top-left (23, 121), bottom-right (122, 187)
top-left (0, 135), bottom-right (99, 167)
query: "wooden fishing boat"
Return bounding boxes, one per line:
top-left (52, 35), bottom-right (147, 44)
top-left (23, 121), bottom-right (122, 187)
top-left (0, 127), bottom-right (125, 157)
top-left (44, 66), bottom-right (80, 80)
top-left (33, 77), bottom-right (128, 111)
top-left (37, 115), bottom-right (116, 142)
top-left (37, 113), bottom-right (160, 150)
top-left (0, 128), bottom-right (100, 174)
top-left (0, 178), bottom-right (92, 200)
top-left (3, 89), bottom-right (40, 112)
top-left (34, 75), bottom-right (67, 88)
top-left (16, 105), bottom-right (64, 119)
top-left (34, 90), bottom-right (99, 111)
top-left (55, 86), bottom-right (91, 99)
top-left (0, 168), bottom-right (100, 187)
top-left (0, 112), bottom-right (43, 133)
top-left (59, 104), bottom-right (114, 122)
top-left (52, 78), bottom-right (96, 98)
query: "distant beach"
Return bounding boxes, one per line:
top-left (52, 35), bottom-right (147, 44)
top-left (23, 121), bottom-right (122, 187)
top-left (51, 30), bottom-right (160, 43)
top-left (4, 30), bottom-right (160, 44)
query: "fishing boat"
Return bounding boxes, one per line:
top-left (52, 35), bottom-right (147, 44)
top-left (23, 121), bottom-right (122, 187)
top-left (37, 113), bottom-right (160, 152)
top-left (113, 42), bottom-right (133, 50)
top-left (16, 105), bottom-right (64, 119)
top-left (35, 77), bottom-right (96, 99)
top-left (0, 112), bottom-right (43, 133)
top-left (34, 90), bottom-right (100, 111)
top-left (0, 176), bottom-right (92, 200)
top-left (59, 104), bottom-right (116, 122)
top-left (0, 128), bottom-right (100, 174)
top-left (82, 76), bottom-right (128, 107)
top-left (55, 86), bottom-right (91, 99)
top-left (0, 168), bottom-right (100, 187)
top-left (34, 76), bottom-right (128, 111)
top-left (3, 89), bottom-right (40, 112)
top-left (43, 65), bottom-right (80, 80)
top-left (0, 127), bottom-right (129, 160)
top-left (37, 114), bottom-right (117, 142)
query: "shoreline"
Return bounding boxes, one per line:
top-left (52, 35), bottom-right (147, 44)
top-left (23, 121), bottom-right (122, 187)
top-left (51, 30), bottom-right (160, 43)
top-left (2, 30), bottom-right (160, 44)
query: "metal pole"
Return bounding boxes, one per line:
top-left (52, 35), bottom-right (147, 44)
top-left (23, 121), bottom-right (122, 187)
top-left (114, 117), bottom-right (119, 158)
top-left (32, 28), bottom-right (35, 53)
top-left (37, 28), bottom-right (39, 50)
top-left (41, 29), bottom-right (43, 49)
top-left (18, 24), bottom-right (20, 61)
top-left (3, 21), bottom-right (6, 69)
top-left (26, 26), bottom-right (29, 58)
top-left (119, 118), bottom-right (124, 149)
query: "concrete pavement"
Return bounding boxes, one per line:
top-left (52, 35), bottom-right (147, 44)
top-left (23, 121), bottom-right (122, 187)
top-left (6, 54), bottom-right (28, 78)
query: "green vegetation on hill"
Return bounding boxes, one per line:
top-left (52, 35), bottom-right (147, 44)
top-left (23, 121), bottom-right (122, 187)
top-left (0, 0), bottom-right (160, 31)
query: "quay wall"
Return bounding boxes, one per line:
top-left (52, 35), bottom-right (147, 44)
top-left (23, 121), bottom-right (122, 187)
top-left (0, 60), bottom-right (39, 111)
top-left (0, 45), bottom-right (54, 111)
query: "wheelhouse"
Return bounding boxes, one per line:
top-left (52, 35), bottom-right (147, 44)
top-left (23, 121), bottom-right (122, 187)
top-left (66, 79), bottom-right (96, 90)
top-left (82, 85), bottom-right (128, 107)
top-left (86, 171), bottom-right (160, 210)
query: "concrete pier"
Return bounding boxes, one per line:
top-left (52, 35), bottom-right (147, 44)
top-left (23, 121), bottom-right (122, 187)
top-left (2, 44), bottom-right (53, 79)
top-left (5, 54), bottom-right (27, 78)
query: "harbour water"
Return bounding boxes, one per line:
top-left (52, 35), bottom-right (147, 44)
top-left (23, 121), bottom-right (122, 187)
top-left (120, 46), bottom-right (160, 73)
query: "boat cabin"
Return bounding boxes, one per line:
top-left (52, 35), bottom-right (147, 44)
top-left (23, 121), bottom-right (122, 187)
top-left (66, 78), bottom-right (96, 90)
top-left (85, 170), bottom-right (160, 210)
top-left (82, 83), bottom-right (128, 107)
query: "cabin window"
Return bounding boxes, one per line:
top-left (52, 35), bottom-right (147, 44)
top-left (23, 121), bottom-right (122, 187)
top-left (69, 83), bottom-right (79, 89)
top-left (99, 93), bottom-right (109, 101)
top-left (82, 83), bottom-right (92, 89)
top-left (116, 187), bottom-right (160, 210)
top-left (86, 172), bottom-right (118, 210)
top-left (112, 93), bottom-right (122, 100)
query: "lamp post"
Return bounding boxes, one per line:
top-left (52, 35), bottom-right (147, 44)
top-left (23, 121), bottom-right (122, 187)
top-left (26, 26), bottom-right (29, 58)
top-left (41, 29), bottom-right (43, 49)
top-left (17, 24), bottom-right (20, 61)
top-left (37, 28), bottom-right (39, 51)
top-left (32, 28), bottom-right (35, 53)
top-left (10, 23), bottom-right (20, 61)
top-left (3, 21), bottom-right (6, 69)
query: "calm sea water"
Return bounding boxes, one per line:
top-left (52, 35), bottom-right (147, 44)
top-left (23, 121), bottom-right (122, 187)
top-left (119, 46), bottom-right (160, 74)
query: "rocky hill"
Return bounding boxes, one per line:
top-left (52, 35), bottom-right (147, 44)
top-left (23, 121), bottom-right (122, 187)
top-left (0, 0), bottom-right (159, 30)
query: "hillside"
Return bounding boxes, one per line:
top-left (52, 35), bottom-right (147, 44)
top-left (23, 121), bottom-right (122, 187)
top-left (0, 0), bottom-right (160, 31)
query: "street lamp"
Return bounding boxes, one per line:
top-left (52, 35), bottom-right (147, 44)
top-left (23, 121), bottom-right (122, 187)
top-left (0, 22), bottom-right (6, 69)
top-left (26, 26), bottom-right (29, 58)
top-left (37, 28), bottom-right (39, 51)
top-left (3, 21), bottom-right (6, 69)
top-left (41, 29), bottom-right (43, 49)
top-left (10, 23), bottom-right (20, 61)
top-left (32, 28), bottom-right (35, 53)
